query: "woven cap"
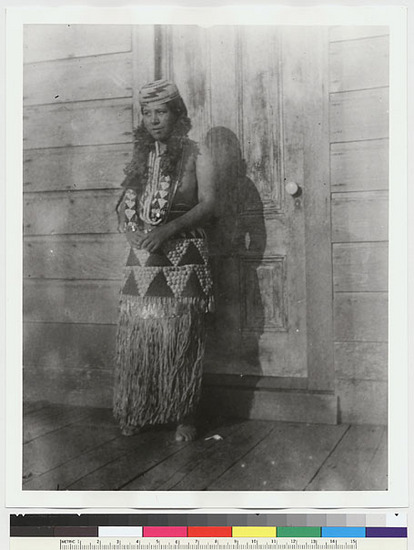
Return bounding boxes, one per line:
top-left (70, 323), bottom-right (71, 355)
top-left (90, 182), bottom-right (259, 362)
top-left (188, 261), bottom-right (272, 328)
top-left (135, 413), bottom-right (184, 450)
top-left (138, 79), bottom-right (181, 106)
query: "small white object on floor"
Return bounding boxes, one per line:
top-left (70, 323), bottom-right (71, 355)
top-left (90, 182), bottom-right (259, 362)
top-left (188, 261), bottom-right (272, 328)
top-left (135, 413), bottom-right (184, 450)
top-left (204, 434), bottom-right (223, 441)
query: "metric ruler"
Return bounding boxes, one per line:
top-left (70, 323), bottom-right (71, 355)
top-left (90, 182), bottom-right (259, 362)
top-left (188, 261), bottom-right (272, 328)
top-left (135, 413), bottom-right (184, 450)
top-left (8, 538), bottom-right (407, 550)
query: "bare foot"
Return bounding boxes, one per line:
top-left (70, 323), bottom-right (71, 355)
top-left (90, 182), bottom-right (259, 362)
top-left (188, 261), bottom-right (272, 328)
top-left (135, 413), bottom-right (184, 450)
top-left (175, 424), bottom-right (197, 442)
top-left (121, 425), bottom-right (141, 437)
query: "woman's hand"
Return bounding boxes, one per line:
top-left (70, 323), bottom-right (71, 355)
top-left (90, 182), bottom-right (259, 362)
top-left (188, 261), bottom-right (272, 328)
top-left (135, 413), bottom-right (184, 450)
top-left (140, 225), bottom-right (173, 253)
top-left (125, 228), bottom-right (146, 248)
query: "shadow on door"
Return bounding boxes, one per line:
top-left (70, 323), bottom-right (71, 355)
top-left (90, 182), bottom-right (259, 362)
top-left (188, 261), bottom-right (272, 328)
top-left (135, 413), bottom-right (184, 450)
top-left (200, 126), bottom-right (266, 424)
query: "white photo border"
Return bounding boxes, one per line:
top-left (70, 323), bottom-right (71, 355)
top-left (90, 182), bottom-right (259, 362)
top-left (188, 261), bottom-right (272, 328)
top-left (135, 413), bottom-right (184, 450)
top-left (5, 4), bottom-right (408, 509)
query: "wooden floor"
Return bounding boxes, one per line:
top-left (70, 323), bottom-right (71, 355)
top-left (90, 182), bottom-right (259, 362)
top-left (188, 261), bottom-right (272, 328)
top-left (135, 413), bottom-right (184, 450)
top-left (22, 402), bottom-right (387, 492)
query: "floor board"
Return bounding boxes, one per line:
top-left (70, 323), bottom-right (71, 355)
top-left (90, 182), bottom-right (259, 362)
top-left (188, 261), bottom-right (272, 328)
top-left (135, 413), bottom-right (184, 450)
top-left (24, 428), bottom-right (168, 491)
top-left (363, 427), bottom-right (388, 490)
top-left (24, 406), bottom-right (90, 444)
top-left (22, 403), bottom-right (388, 492)
top-left (23, 408), bottom-right (119, 483)
top-left (23, 401), bottom-right (51, 415)
top-left (122, 421), bottom-right (243, 491)
top-left (67, 428), bottom-right (193, 491)
top-left (305, 425), bottom-right (387, 491)
top-left (168, 421), bottom-right (275, 491)
top-left (208, 422), bottom-right (349, 491)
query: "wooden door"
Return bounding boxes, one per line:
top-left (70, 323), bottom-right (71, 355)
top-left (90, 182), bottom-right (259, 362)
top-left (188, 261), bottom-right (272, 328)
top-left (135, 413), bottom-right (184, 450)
top-left (157, 26), bottom-right (332, 388)
top-left (160, 27), bottom-right (330, 388)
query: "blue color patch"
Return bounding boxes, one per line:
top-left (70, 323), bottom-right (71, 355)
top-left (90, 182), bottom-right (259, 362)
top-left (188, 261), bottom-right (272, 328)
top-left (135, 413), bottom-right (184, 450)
top-left (322, 527), bottom-right (366, 538)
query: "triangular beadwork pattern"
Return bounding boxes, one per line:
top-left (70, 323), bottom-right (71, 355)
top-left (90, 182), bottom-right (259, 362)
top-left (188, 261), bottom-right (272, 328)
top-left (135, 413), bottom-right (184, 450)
top-left (194, 265), bottom-right (213, 295)
top-left (192, 239), bottom-right (209, 264)
top-left (177, 242), bottom-right (205, 266)
top-left (126, 248), bottom-right (140, 266)
top-left (133, 248), bottom-right (151, 267)
top-left (132, 267), bottom-right (161, 296)
top-left (181, 269), bottom-right (205, 298)
top-left (122, 270), bottom-right (139, 296)
top-left (145, 270), bottom-right (175, 297)
top-left (163, 239), bottom-right (189, 267)
top-left (145, 252), bottom-right (173, 267)
top-left (164, 266), bottom-right (192, 297)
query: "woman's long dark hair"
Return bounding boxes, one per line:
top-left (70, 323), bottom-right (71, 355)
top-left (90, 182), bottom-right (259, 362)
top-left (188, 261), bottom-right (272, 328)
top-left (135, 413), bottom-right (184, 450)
top-left (121, 96), bottom-right (194, 195)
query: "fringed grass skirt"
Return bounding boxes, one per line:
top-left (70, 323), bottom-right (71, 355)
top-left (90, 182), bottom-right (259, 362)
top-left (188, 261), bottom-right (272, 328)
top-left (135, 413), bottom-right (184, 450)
top-left (113, 236), bottom-right (213, 430)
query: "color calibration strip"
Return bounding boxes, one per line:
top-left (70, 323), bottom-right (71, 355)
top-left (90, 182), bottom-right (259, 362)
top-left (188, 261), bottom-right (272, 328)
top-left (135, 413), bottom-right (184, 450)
top-left (10, 514), bottom-right (407, 539)
top-left (11, 526), bottom-right (407, 539)
top-left (98, 527), bottom-right (406, 538)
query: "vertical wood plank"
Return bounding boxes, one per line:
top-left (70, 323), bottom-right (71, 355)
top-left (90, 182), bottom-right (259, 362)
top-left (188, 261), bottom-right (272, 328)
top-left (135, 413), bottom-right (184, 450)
top-left (270, 27), bottom-right (310, 379)
top-left (209, 26), bottom-right (238, 135)
top-left (300, 27), bottom-right (334, 390)
top-left (169, 26), bottom-right (210, 143)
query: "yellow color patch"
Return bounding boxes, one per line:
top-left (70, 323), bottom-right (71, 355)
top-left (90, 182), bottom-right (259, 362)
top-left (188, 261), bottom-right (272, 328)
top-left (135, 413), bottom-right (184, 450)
top-left (232, 527), bottom-right (277, 538)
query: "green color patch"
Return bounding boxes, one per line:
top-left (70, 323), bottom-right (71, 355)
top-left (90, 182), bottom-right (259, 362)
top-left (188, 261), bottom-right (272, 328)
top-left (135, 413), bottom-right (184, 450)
top-left (278, 527), bottom-right (321, 538)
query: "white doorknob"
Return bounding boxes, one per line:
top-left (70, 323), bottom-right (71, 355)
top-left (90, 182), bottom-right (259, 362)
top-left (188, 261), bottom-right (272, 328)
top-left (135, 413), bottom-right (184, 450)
top-left (285, 181), bottom-right (299, 196)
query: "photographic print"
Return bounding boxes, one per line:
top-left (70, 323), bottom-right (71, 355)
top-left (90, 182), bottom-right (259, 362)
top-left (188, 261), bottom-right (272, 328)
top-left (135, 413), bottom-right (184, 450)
top-left (5, 6), bottom-right (407, 508)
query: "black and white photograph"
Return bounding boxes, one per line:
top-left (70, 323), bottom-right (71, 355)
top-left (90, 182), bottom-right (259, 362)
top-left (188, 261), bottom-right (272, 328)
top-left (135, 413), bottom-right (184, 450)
top-left (6, 6), bottom-right (408, 506)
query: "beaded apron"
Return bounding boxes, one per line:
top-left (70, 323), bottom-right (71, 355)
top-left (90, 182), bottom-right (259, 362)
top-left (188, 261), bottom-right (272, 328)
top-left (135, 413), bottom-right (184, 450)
top-left (120, 187), bottom-right (213, 314)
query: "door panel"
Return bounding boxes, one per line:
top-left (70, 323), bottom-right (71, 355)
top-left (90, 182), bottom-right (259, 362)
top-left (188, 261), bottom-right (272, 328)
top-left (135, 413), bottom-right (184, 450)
top-left (239, 26), bottom-right (283, 211)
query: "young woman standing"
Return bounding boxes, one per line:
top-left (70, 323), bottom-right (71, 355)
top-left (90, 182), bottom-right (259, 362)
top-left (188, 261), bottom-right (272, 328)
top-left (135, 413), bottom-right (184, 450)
top-left (113, 80), bottom-right (215, 441)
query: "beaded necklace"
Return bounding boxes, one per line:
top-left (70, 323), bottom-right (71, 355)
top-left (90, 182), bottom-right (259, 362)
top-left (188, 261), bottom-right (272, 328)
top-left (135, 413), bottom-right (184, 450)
top-left (124, 140), bottom-right (186, 232)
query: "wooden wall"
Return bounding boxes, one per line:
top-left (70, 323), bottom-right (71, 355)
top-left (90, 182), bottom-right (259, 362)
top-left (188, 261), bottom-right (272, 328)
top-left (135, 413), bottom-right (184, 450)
top-left (23, 25), bottom-right (154, 405)
top-left (23, 24), bottom-right (389, 426)
top-left (329, 26), bottom-right (389, 424)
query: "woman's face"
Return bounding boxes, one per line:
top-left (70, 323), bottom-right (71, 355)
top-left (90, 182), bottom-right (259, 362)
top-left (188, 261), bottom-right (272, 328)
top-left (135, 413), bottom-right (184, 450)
top-left (142, 102), bottom-right (176, 142)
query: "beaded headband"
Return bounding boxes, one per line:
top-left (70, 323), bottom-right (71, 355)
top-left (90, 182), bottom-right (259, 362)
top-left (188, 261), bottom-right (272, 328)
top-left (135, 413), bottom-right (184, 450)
top-left (138, 79), bottom-right (181, 106)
